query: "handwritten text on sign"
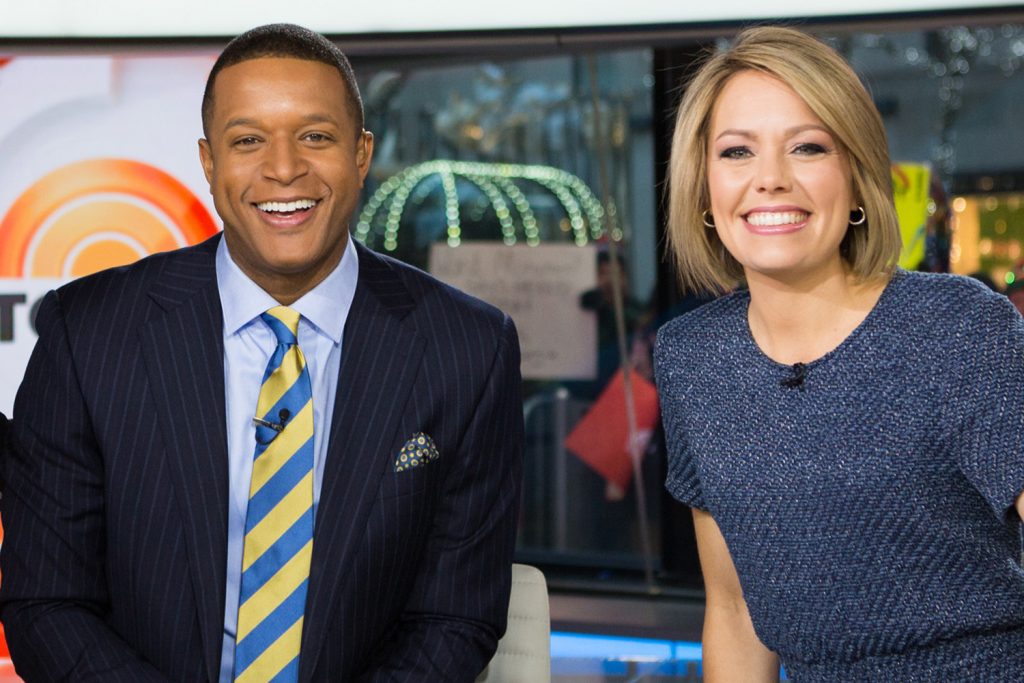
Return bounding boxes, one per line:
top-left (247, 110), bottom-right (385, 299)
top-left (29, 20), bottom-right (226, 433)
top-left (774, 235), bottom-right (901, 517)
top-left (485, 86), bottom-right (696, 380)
top-left (429, 243), bottom-right (597, 380)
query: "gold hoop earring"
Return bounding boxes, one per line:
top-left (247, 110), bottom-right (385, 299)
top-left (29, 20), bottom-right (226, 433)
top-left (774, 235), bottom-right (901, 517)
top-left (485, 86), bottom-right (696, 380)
top-left (849, 206), bottom-right (866, 226)
top-left (702, 210), bottom-right (716, 228)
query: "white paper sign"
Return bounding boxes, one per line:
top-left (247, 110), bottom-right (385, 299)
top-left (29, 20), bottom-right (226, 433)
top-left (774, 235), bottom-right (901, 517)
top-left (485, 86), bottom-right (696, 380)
top-left (429, 242), bottom-right (597, 380)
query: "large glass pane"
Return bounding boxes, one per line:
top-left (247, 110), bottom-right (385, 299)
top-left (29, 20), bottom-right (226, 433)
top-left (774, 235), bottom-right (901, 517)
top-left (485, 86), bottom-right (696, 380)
top-left (817, 24), bottom-right (1024, 282)
top-left (353, 50), bottom-right (662, 569)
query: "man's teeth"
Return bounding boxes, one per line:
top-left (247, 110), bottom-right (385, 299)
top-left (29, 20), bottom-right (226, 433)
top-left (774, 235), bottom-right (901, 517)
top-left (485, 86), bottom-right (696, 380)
top-left (746, 211), bottom-right (808, 226)
top-left (257, 199), bottom-right (318, 213)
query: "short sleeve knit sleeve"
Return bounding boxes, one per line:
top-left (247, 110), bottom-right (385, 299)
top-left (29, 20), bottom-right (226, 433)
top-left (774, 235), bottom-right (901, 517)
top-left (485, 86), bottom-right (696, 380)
top-left (949, 294), bottom-right (1024, 519)
top-left (654, 324), bottom-right (708, 511)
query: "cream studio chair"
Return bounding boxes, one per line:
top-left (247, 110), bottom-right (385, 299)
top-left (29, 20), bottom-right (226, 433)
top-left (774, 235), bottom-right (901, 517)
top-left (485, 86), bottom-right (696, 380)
top-left (476, 564), bottom-right (551, 683)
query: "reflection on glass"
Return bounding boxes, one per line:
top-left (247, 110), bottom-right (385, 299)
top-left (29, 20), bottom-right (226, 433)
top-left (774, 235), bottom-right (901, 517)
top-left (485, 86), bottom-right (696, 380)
top-left (355, 51), bottom-right (661, 568)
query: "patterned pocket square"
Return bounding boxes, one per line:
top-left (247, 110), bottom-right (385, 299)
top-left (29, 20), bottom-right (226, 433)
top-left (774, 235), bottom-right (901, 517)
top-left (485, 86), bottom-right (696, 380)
top-left (394, 432), bottom-right (440, 472)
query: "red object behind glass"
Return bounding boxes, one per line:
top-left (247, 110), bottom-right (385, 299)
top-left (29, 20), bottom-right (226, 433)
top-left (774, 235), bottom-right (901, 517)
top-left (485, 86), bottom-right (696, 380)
top-left (564, 369), bottom-right (660, 491)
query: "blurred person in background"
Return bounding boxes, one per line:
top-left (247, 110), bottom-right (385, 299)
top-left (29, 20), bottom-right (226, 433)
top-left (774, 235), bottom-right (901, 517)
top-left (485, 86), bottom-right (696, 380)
top-left (578, 250), bottom-right (650, 396)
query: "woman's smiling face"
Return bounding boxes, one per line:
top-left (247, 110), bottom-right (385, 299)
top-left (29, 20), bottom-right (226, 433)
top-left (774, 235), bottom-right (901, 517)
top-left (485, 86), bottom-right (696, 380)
top-left (706, 69), bottom-right (858, 284)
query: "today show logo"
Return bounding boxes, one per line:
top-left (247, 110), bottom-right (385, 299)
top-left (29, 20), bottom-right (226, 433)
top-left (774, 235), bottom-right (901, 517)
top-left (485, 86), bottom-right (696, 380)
top-left (0, 158), bottom-right (218, 341)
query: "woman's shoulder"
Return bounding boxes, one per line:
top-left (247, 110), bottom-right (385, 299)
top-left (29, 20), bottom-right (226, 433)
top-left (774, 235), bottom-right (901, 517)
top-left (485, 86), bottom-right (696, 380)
top-left (655, 290), bottom-right (753, 378)
top-left (655, 289), bottom-right (748, 357)
top-left (889, 270), bottom-right (1017, 329)
top-left (894, 268), bottom-right (993, 293)
top-left (874, 271), bottom-right (1023, 373)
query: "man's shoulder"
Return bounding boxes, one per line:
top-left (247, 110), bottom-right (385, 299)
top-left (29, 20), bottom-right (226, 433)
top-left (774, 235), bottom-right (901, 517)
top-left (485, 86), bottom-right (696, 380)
top-left (358, 244), bottom-right (510, 332)
top-left (49, 236), bottom-right (219, 321)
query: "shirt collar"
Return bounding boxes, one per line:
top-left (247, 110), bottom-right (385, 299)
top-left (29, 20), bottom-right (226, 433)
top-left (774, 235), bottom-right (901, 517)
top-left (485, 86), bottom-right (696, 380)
top-left (216, 235), bottom-right (359, 345)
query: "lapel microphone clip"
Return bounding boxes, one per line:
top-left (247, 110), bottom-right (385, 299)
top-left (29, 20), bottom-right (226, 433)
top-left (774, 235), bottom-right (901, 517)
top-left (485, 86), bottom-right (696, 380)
top-left (780, 362), bottom-right (807, 390)
top-left (253, 408), bottom-right (292, 433)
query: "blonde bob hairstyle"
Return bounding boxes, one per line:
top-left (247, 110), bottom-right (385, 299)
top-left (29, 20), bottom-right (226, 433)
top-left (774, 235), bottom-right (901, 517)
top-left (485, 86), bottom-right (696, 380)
top-left (667, 26), bottom-right (901, 294)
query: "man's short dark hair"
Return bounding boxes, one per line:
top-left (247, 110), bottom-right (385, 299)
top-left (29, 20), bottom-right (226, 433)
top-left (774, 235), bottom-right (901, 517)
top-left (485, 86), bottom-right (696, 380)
top-left (201, 23), bottom-right (364, 139)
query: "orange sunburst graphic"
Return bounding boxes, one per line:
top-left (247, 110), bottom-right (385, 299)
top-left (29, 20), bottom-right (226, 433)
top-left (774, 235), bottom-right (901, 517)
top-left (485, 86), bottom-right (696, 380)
top-left (0, 159), bottom-right (218, 278)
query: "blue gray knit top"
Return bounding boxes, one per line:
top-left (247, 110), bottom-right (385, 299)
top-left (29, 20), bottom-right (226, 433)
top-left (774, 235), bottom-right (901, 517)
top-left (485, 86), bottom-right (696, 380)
top-left (655, 270), bottom-right (1024, 681)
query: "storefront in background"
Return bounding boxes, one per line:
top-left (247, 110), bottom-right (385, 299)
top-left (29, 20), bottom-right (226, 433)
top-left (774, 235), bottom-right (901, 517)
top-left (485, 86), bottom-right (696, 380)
top-left (1, 9), bottom-right (1023, 600)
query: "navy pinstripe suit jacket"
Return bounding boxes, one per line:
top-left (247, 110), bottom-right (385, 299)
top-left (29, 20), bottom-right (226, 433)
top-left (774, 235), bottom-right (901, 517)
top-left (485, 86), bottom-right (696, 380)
top-left (0, 234), bottom-right (523, 682)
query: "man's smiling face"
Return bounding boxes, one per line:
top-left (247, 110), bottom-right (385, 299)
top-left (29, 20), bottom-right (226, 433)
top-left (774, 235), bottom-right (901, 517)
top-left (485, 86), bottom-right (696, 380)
top-left (199, 56), bottom-right (373, 299)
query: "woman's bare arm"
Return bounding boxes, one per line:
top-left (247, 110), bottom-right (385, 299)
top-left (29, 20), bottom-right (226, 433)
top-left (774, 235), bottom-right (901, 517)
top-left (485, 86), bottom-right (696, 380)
top-left (693, 508), bottom-right (780, 682)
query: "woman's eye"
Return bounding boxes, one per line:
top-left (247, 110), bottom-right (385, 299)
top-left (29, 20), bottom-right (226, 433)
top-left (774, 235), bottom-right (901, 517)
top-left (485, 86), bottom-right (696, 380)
top-left (720, 146), bottom-right (751, 160)
top-left (793, 142), bottom-right (827, 155)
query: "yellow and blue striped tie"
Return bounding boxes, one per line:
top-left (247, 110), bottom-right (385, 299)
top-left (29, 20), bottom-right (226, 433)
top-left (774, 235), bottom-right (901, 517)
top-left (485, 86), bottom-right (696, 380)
top-left (234, 306), bottom-right (314, 683)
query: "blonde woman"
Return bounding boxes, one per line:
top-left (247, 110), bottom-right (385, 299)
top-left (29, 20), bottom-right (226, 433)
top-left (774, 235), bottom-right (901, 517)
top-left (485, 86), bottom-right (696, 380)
top-left (655, 26), bottom-right (1024, 681)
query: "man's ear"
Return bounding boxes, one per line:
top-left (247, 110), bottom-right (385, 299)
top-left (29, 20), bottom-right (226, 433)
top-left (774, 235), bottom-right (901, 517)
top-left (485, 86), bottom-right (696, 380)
top-left (198, 138), bottom-right (214, 186)
top-left (356, 130), bottom-right (375, 187)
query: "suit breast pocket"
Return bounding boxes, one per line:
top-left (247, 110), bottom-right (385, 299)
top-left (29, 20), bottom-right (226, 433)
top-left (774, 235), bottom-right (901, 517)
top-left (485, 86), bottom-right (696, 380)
top-left (378, 460), bottom-right (438, 499)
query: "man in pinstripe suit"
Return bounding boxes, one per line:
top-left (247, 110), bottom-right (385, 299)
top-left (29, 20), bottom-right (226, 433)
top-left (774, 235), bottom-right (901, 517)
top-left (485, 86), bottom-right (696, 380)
top-left (0, 24), bottom-right (523, 682)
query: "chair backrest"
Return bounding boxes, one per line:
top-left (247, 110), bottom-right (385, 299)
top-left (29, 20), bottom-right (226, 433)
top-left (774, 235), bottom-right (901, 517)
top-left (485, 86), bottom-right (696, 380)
top-left (476, 563), bottom-right (550, 683)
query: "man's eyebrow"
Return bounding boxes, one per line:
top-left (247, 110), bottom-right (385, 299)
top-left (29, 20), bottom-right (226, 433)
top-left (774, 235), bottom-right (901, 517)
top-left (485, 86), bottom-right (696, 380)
top-left (222, 113), bottom-right (341, 133)
top-left (301, 113), bottom-right (340, 125)
top-left (223, 117), bottom-right (257, 132)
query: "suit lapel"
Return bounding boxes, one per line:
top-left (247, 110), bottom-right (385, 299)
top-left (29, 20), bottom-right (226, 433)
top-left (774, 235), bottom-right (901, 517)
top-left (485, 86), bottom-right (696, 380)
top-left (300, 242), bottom-right (426, 680)
top-left (140, 236), bottom-right (228, 683)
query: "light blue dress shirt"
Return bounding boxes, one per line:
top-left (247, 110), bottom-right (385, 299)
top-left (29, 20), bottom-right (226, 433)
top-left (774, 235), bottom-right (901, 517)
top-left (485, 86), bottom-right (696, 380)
top-left (215, 236), bottom-right (358, 682)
